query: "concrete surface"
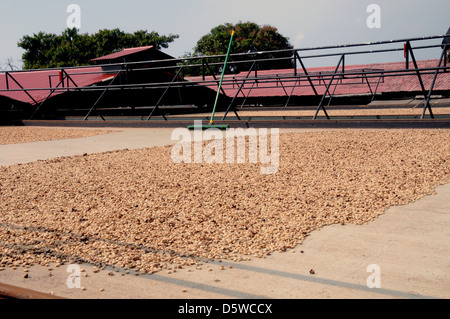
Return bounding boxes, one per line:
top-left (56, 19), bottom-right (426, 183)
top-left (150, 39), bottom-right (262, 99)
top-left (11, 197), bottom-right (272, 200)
top-left (0, 128), bottom-right (174, 166)
top-left (0, 127), bottom-right (449, 299)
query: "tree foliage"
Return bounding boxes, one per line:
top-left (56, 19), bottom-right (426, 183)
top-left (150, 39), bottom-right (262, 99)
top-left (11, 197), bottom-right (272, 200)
top-left (195, 22), bottom-right (292, 55)
top-left (18, 28), bottom-right (179, 69)
top-left (189, 22), bottom-right (294, 73)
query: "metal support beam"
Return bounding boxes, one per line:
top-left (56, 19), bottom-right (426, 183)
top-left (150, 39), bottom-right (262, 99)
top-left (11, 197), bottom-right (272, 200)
top-left (5, 72), bottom-right (38, 105)
top-left (363, 72), bottom-right (373, 96)
top-left (222, 61), bottom-right (257, 121)
top-left (405, 43), bottom-right (410, 69)
top-left (29, 80), bottom-right (64, 120)
top-left (239, 80), bottom-right (257, 108)
top-left (313, 54), bottom-right (345, 120)
top-left (285, 79), bottom-right (300, 107)
top-left (204, 60), bottom-right (227, 96)
top-left (371, 73), bottom-right (384, 102)
top-left (146, 68), bottom-right (183, 121)
top-left (83, 72), bottom-right (122, 121)
top-left (29, 70), bottom-right (79, 120)
top-left (277, 75), bottom-right (289, 97)
top-left (326, 82), bottom-right (340, 108)
top-left (30, 70), bottom-right (81, 120)
top-left (202, 58), bottom-right (205, 81)
top-left (5, 72), bottom-right (9, 90)
top-left (421, 44), bottom-right (447, 119)
top-left (405, 41), bottom-right (428, 97)
top-left (295, 52), bottom-right (319, 96)
top-left (62, 70), bottom-right (79, 88)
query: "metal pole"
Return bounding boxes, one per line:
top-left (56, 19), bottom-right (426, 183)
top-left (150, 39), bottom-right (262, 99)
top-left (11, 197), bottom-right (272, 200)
top-left (204, 59), bottom-right (226, 96)
top-left (371, 72), bottom-right (384, 102)
top-left (421, 44), bottom-right (447, 119)
top-left (405, 42), bottom-right (410, 69)
top-left (407, 42), bottom-right (427, 96)
top-left (6, 72), bottom-right (38, 105)
top-left (240, 80), bottom-right (257, 108)
top-left (210, 28), bottom-right (235, 125)
top-left (295, 52), bottom-right (318, 96)
top-left (29, 80), bottom-right (64, 120)
top-left (313, 54), bottom-right (345, 120)
top-left (222, 61), bottom-right (256, 121)
top-left (202, 58), bottom-right (205, 81)
top-left (294, 50), bottom-right (297, 77)
top-left (146, 68), bottom-right (183, 121)
top-left (285, 79), bottom-right (300, 107)
top-left (342, 54), bottom-right (345, 75)
top-left (83, 72), bottom-right (122, 121)
top-left (63, 70), bottom-right (79, 88)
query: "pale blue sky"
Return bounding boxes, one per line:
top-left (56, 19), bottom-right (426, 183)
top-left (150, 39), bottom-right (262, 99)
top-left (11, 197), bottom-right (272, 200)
top-left (1, 0), bottom-right (449, 69)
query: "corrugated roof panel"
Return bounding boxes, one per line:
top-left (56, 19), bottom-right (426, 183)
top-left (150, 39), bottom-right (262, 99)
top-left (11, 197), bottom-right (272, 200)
top-left (187, 59), bottom-right (450, 98)
top-left (90, 46), bottom-right (154, 62)
top-left (0, 67), bottom-right (114, 105)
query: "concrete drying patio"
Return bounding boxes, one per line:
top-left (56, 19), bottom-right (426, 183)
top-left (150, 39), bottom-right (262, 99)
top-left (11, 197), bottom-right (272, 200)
top-left (0, 126), bottom-right (449, 299)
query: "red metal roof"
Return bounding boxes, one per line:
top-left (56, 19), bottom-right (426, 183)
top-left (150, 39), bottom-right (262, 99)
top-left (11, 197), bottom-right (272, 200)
top-left (187, 59), bottom-right (450, 98)
top-left (90, 46), bottom-right (154, 62)
top-left (2, 59), bottom-right (448, 107)
top-left (0, 67), bottom-right (114, 105)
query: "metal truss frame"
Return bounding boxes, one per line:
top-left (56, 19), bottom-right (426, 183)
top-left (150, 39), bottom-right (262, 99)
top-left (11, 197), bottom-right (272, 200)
top-left (1, 33), bottom-right (449, 121)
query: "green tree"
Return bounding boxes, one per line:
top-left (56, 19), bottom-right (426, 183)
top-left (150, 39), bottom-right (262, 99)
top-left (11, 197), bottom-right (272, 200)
top-left (18, 28), bottom-right (179, 69)
top-left (188, 21), bottom-right (294, 74)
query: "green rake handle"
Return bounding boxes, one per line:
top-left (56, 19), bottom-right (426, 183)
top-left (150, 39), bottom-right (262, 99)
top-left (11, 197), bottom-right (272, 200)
top-left (210, 28), bottom-right (236, 125)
